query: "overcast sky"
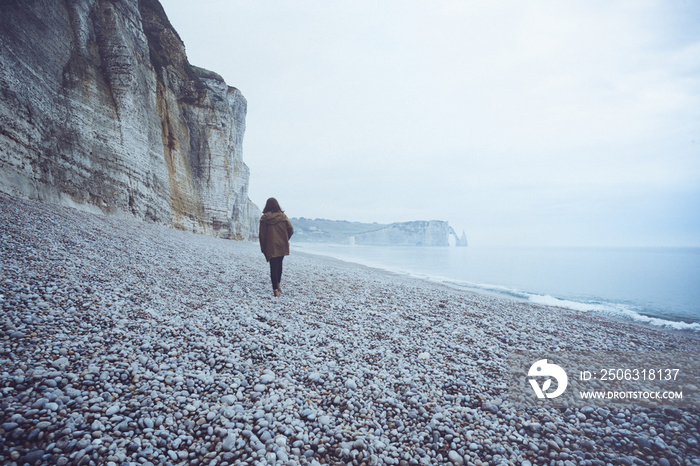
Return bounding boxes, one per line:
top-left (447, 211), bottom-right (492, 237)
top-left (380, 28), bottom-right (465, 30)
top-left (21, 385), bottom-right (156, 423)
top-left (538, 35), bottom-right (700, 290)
top-left (159, 0), bottom-right (699, 247)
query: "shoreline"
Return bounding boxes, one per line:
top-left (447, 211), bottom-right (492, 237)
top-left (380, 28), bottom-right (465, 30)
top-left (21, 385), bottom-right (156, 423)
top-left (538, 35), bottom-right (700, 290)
top-left (2, 193), bottom-right (700, 465)
top-left (292, 242), bottom-right (700, 340)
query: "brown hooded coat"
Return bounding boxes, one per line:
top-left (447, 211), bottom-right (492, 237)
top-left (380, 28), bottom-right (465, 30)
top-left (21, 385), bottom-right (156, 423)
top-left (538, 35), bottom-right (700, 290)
top-left (259, 212), bottom-right (294, 262)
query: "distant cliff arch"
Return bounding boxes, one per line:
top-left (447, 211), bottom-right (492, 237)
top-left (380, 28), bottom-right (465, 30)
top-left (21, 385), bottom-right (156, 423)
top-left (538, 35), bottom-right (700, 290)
top-left (353, 221), bottom-right (467, 247)
top-left (292, 218), bottom-right (468, 246)
top-left (451, 227), bottom-right (468, 247)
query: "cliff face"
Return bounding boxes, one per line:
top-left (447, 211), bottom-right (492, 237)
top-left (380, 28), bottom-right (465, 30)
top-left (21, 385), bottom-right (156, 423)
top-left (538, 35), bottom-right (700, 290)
top-left (0, 0), bottom-right (260, 239)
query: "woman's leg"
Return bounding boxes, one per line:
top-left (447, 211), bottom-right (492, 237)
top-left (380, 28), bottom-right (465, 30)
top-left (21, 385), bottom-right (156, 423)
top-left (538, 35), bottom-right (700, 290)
top-left (269, 257), bottom-right (283, 292)
top-left (269, 258), bottom-right (277, 290)
top-left (276, 256), bottom-right (283, 290)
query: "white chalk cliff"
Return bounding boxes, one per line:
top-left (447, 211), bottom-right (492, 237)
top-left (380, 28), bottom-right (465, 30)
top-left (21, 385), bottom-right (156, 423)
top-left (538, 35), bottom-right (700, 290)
top-left (0, 0), bottom-right (260, 239)
top-left (353, 221), bottom-right (463, 247)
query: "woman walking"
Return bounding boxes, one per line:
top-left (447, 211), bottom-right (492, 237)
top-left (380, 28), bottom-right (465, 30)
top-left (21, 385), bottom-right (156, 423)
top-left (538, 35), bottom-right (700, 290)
top-left (259, 198), bottom-right (294, 297)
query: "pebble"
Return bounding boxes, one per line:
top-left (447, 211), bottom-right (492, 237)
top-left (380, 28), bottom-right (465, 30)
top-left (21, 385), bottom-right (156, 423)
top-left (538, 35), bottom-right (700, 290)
top-left (51, 357), bottom-right (69, 370)
top-left (221, 395), bottom-right (236, 405)
top-left (448, 450), bottom-right (464, 465)
top-left (32, 398), bottom-right (48, 410)
top-left (2, 423), bottom-right (19, 431)
top-left (45, 402), bottom-right (59, 412)
top-left (222, 433), bottom-right (237, 451)
top-left (105, 405), bottom-right (120, 416)
top-left (1, 193), bottom-right (699, 465)
top-left (22, 450), bottom-right (44, 464)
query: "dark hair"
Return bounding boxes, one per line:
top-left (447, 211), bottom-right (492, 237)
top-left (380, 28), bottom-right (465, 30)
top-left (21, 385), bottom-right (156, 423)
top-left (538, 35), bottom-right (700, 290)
top-left (263, 197), bottom-right (283, 213)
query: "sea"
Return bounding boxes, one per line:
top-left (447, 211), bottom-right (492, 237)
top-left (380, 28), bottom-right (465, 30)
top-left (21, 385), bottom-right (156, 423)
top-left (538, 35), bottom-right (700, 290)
top-left (292, 243), bottom-right (700, 333)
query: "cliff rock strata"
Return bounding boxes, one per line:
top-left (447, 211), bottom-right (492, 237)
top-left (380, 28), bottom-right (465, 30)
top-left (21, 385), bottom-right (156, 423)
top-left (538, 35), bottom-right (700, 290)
top-left (0, 0), bottom-right (260, 239)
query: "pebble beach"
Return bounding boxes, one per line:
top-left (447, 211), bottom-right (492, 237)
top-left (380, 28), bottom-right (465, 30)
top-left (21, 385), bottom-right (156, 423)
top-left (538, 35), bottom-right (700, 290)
top-left (1, 192), bottom-right (699, 466)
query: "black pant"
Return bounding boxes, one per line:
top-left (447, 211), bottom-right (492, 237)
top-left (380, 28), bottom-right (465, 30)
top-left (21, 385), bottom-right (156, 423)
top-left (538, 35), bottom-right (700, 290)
top-left (269, 256), bottom-right (283, 290)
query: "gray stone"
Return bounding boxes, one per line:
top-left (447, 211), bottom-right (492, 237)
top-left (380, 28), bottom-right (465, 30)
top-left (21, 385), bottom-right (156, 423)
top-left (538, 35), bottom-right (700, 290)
top-left (221, 395), bottom-right (237, 405)
top-left (482, 402), bottom-right (499, 414)
top-left (636, 437), bottom-right (651, 450)
top-left (527, 422), bottom-right (542, 433)
top-left (277, 449), bottom-right (289, 462)
top-left (448, 450), bottom-right (464, 465)
top-left (45, 402), bottom-right (59, 412)
top-left (222, 433), bottom-right (237, 451)
top-left (31, 398), bottom-right (48, 410)
top-left (22, 450), bottom-right (45, 464)
top-left (580, 440), bottom-right (595, 451)
top-left (52, 357), bottom-right (70, 370)
top-left (106, 405), bottom-right (120, 416)
top-left (654, 438), bottom-right (669, 450)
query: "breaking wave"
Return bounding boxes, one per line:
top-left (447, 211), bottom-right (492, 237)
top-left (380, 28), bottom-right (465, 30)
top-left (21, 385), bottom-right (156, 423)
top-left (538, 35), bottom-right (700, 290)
top-left (439, 279), bottom-right (700, 333)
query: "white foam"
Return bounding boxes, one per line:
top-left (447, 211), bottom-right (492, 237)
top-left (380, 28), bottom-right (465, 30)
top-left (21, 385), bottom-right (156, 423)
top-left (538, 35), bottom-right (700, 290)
top-left (526, 294), bottom-right (700, 331)
top-left (294, 243), bottom-right (700, 333)
top-left (408, 273), bottom-right (700, 333)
